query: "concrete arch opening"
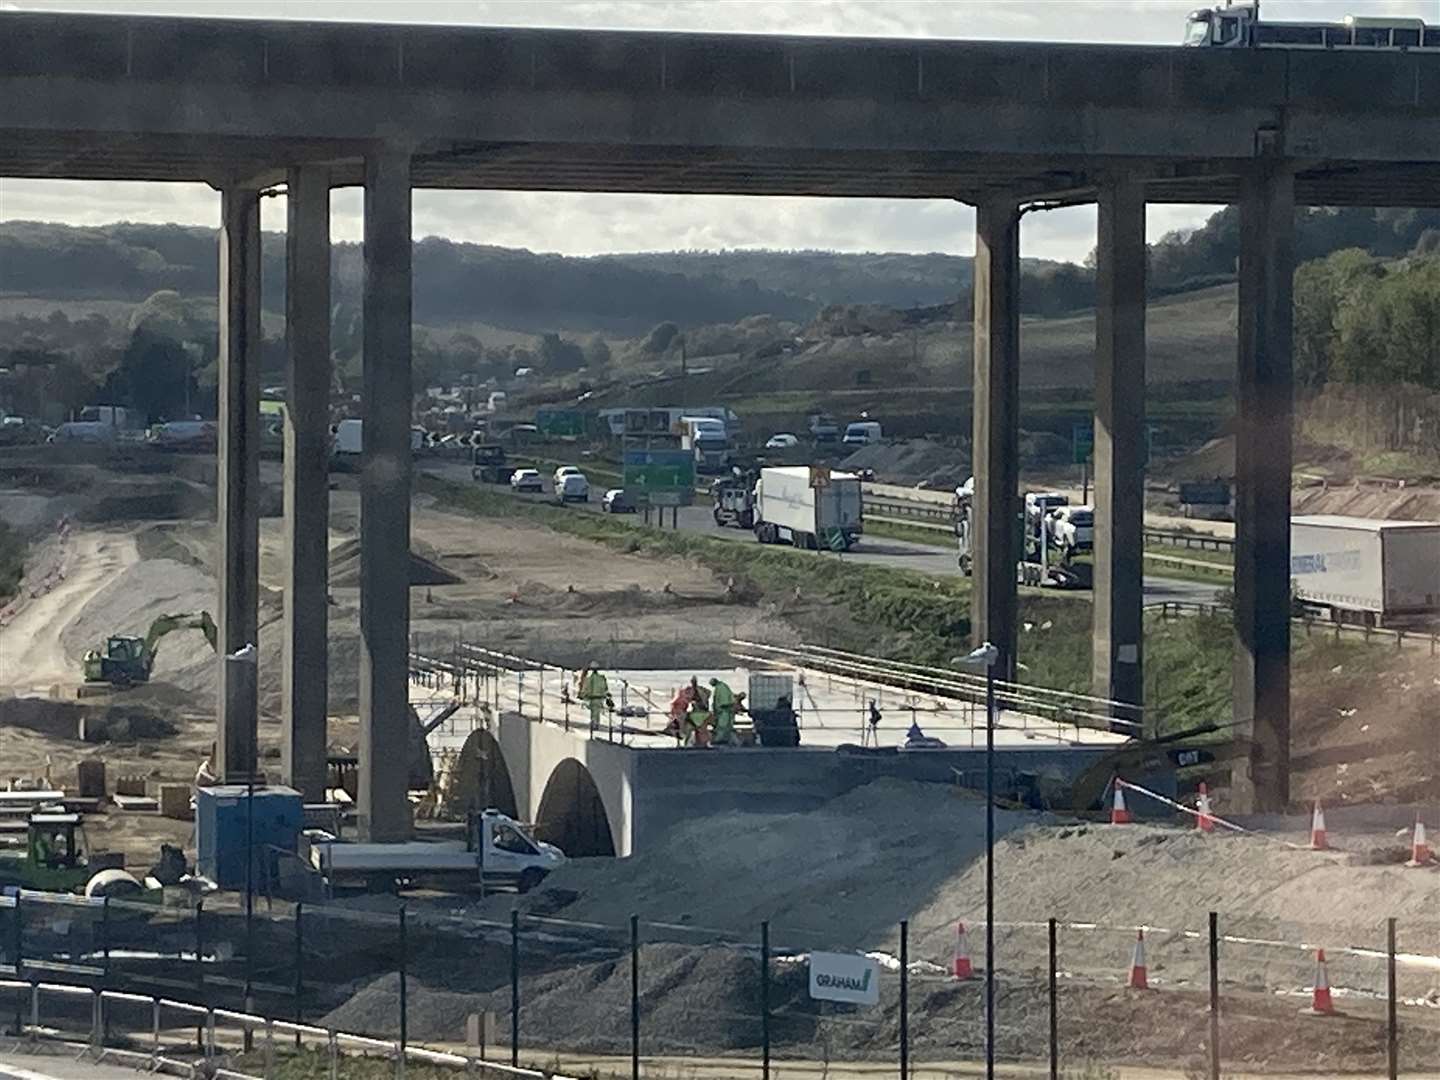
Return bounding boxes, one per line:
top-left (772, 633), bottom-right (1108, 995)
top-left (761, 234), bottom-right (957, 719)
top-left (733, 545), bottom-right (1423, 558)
top-left (534, 758), bottom-right (616, 857)
top-left (444, 728), bottom-right (519, 819)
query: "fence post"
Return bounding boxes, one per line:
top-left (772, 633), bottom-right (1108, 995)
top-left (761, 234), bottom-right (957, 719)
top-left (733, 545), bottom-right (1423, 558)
top-left (205, 1006), bottom-right (216, 1059)
top-left (194, 900), bottom-right (205, 1051)
top-left (152, 997), bottom-right (161, 1062)
top-left (510, 909), bottom-right (520, 1069)
top-left (1388, 917), bottom-right (1398, 1080)
top-left (398, 906), bottom-right (408, 1055)
top-left (1208, 910), bottom-right (1220, 1080)
top-left (328, 1028), bottom-right (339, 1080)
top-left (101, 895), bottom-right (112, 1044)
top-left (761, 921), bottom-right (771, 1080)
top-left (630, 914), bottom-right (640, 1080)
top-left (1048, 917), bottom-right (1057, 1080)
top-left (294, 901), bottom-right (305, 1045)
top-left (899, 920), bottom-right (908, 1080)
top-left (11, 893), bottom-right (21, 1037)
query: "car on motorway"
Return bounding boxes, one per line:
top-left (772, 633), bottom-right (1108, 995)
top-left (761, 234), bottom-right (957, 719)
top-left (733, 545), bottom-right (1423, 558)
top-left (555, 472), bottom-right (590, 503)
top-left (764, 433), bottom-right (800, 450)
top-left (553, 465), bottom-right (583, 487)
top-left (602, 488), bottom-right (638, 514)
top-left (510, 468), bottom-right (544, 494)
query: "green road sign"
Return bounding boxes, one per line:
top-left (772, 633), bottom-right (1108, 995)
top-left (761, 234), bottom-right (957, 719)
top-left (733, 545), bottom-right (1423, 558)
top-left (623, 448), bottom-right (695, 505)
top-left (1072, 423), bottom-right (1156, 467)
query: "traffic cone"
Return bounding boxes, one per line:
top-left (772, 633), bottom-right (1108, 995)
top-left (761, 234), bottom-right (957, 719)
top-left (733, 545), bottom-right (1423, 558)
top-left (1127, 929), bottom-right (1149, 989)
top-left (1305, 949), bottom-right (1335, 1015)
top-left (952, 922), bottom-right (973, 980)
top-left (1196, 783), bottom-right (1215, 833)
top-left (1405, 818), bottom-right (1432, 867)
top-left (1310, 800), bottom-right (1328, 851)
top-left (1110, 782), bottom-right (1132, 825)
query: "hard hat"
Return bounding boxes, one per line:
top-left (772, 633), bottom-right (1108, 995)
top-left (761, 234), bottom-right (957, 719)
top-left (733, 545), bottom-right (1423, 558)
top-left (708, 677), bottom-right (718, 685)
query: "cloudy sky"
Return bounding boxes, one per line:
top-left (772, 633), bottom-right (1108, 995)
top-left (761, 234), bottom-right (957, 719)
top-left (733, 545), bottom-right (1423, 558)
top-left (1, 0), bottom-right (1434, 263)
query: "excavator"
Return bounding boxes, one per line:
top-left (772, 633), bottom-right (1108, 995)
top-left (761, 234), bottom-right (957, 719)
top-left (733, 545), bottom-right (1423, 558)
top-left (81, 611), bottom-right (217, 687)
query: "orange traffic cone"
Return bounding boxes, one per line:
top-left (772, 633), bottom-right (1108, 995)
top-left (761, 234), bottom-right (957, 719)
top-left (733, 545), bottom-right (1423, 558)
top-left (1110, 782), bottom-right (1132, 825)
top-left (1127, 929), bottom-right (1149, 989)
top-left (1305, 949), bottom-right (1335, 1015)
top-left (1196, 783), bottom-right (1215, 833)
top-left (952, 922), bottom-right (973, 980)
top-left (1310, 800), bottom-right (1328, 850)
top-left (1406, 818), bottom-right (1432, 867)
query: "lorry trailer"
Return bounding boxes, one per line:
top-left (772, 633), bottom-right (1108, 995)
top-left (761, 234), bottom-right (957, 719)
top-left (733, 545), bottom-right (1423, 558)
top-left (1290, 515), bottom-right (1440, 626)
top-left (752, 466), bottom-right (863, 550)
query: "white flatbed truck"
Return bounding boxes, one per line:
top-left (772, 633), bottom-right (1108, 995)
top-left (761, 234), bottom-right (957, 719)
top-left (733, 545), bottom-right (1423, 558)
top-left (308, 810), bottom-right (564, 893)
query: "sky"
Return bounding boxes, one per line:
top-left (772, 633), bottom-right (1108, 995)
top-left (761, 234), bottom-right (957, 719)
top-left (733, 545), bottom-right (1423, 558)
top-left (2, 0), bottom-right (1436, 263)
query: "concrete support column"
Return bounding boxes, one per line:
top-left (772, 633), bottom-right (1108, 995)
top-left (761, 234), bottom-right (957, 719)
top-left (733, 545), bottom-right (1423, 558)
top-left (1231, 165), bottom-right (1295, 813)
top-left (358, 146), bottom-right (414, 842)
top-left (971, 198), bottom-right (1021, 681)
top-left (281, 166), bottom-right (332, 802)
top-left (1091, 180), bottom-right (1147, 723)
top-left (216, 185), bottom-right (262, 782)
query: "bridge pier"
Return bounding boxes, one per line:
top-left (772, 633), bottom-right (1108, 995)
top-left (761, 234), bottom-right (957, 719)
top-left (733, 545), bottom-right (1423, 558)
top-left (970, 198), bottom-right (1022, 681)
top-left (281, 165), bottom-right (333, 802)
top-left (357, 146), bottom-right (415, 842)
top-left (1231, 165), bottom-right (1295, 813)
top-left (1091, 179), bottom-right (1147, 724)
top-left (215, 184), bottom-right (262, 782)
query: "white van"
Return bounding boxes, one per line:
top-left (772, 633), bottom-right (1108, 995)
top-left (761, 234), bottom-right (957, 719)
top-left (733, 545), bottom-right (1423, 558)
top-left (843, 421), bottom-right (882, 446)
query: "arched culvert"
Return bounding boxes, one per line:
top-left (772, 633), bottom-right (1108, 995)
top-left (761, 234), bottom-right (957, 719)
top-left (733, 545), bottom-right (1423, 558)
top-left (534, 757), bottom-right (616, 857)
top-left (444, 727), bottom-right (519, 819)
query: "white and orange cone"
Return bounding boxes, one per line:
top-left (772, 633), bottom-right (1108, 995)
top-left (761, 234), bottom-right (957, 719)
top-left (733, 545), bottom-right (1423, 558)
top-left (1304, 949), bottom-right (1335, 1015)
top-left (1110, 782), bottom-right (1133, 825)
top-left (1310, 800), bottom-right (1328, 851)
top-left (1196, 783), bottom-right (1215, 833)
top-left (1127, 929), bottom-right (1149, 989)
top-left (952, 922), bottom-right (974, 980)
top-left (1406, 818), bottom-right (1432, 867)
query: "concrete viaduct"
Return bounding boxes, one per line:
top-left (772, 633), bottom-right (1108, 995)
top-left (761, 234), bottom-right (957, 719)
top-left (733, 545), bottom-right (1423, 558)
top-left (4, 11), bottom-right (1439, 832)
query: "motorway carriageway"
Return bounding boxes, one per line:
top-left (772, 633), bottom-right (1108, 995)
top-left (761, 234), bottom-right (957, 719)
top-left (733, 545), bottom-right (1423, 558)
top-left (425, 462), bottom-right (1225, 608)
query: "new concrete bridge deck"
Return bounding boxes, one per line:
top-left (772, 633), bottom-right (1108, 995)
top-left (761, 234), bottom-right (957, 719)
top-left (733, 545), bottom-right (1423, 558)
top-left (414, 658), bottom-right (1132, 858)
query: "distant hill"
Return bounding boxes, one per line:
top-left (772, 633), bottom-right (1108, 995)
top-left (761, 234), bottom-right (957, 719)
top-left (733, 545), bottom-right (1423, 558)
top-left (2, 205), bottom-right (1436, 335)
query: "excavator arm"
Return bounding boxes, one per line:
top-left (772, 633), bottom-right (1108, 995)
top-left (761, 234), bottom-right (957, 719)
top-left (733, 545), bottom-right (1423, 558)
top-left (142, 611), bottom-right (218, 670)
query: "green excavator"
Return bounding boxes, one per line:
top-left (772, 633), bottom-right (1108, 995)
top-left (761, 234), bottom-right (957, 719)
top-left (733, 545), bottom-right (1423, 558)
top-left (81, 610), bottom-right (217, 687)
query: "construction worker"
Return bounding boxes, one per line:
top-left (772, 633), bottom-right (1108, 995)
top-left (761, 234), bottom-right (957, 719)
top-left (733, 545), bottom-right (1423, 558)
top-left (709, 677), bottom-right (738, 746)
top-left (578, 663), bottom-right (609, 731)
top-left (684, 701), bottom-right (712, 747)
top-left (194, 744), bottom-right (217, 789)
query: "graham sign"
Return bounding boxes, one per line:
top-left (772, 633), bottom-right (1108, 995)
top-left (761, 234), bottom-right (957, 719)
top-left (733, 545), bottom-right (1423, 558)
top-left (808, 951), bottom-right (880, 1006)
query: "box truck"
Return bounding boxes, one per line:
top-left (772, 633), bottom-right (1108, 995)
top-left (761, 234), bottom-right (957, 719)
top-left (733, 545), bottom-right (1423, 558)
top-left (753, 466), bottom-right (863, 550)
top-left (1291, 515), bottom-right (1440, 625)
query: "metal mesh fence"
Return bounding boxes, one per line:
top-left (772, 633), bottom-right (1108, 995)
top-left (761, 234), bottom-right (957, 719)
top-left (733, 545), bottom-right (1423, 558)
top-left (1, 890), bottom-right (1437, 1078)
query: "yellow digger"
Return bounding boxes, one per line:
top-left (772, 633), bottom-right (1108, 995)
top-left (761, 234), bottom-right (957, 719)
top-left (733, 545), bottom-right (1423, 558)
top-left (81, 611), bottom-right (217, 687)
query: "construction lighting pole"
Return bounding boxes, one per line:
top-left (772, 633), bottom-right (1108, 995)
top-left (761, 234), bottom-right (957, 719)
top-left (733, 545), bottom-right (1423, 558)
top-left (960, 641), bottom-right (1001, 1080)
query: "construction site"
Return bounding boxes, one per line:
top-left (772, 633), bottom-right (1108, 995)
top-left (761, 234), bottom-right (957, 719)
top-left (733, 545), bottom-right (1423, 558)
top-left (4, 8), bottom-right (1440, 1078)
top-left (2, 439), bottom-right (1438, 1080)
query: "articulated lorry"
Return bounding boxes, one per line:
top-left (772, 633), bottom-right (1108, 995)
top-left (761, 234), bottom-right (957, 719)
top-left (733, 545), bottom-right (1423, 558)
top-left (1291, 515), bottom-right (1440, 626)
top-left (752, 466), bottom-right (863, 551)
top-left (308, 809), bottom-right (564, 893)
top-left (955, 487), bottom-right (1088, 589)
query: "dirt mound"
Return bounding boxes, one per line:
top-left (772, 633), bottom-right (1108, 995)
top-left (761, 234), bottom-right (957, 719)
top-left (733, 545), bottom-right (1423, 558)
top-left (328, 539), bottom-right (463, 587)
top-left (489, 779), bottom-right (1021, 948)
top-left (0, 697), bottom-right (176, 743)
top-left (57, 558), bottom-right (214, 680)
top-left (840, 439), bottom-right (967, 488)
